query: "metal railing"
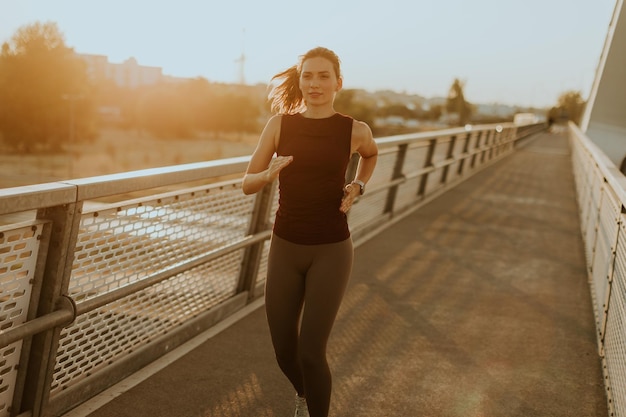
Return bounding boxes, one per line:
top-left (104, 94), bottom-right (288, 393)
top-left (569, 122), bottom-right (626, 417)
top-left (0, 122), bottom-right (544, 417)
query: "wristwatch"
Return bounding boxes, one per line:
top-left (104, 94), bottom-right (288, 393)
top-left (351, 179), bottom-right (365, 195)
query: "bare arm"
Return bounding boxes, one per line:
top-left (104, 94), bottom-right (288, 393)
top-left (242, 115), bottom-right (293, 195)
top-left (340, 120), bottom-right (378, 213)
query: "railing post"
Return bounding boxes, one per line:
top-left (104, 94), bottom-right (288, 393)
top-left (19, 201), bottom-right (82, 417)
top-left (492, 129), bottom-right (500, 157)
top-left (440, 135), bottom-right (457, 184)
top-left (417, 139), bottom-right (437, 197)
top-left (485, 130), bottom-right (493, 161)
top-left (470, 131), bottom-right (482, 168)
top-left (237, 184), bottom-right (276, 301)
top-left (384, 143), bottom-right (408, 214)
top-left (480, 130), bottom-right (490, 163)
top-left (457, 133), bottom-right (471, 175)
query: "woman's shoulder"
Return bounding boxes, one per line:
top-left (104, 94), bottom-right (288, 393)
top-left (349, 118), bottom-right (374, 154)
top-left (351, 118), bottom-right (373, 139)
top-left (268, 113), bottom-right (284, 124)
top-left (264, 113), bottom-right (284, 131)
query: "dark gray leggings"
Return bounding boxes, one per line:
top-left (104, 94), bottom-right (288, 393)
top-left (265, 234), bottom-right (353, 417)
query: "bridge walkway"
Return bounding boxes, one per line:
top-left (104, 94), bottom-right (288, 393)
top-left (62, 129), bottom-right (608, 417)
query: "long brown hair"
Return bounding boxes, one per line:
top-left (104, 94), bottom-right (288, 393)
top-left (268, 47), bottom-right (342, 114)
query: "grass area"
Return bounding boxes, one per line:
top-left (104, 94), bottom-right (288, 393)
top-left (0, 129), bottom-right (259, 188)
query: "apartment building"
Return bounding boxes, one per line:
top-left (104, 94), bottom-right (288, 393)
top-left (77, 53), bottom-right (186, 88)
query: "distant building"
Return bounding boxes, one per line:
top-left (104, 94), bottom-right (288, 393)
top-left (513, 113), bottom-right (539, 125)
top-left (76, 53), bottom-right (189, 88)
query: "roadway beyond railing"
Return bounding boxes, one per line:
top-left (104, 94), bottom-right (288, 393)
top-left (569, 122), bottom-right (626, 417)
top-left (0, 122), bottom-right (544, 417)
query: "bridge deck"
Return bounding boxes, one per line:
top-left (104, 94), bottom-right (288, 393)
top-left (63, 129), bottom-right (608, 417)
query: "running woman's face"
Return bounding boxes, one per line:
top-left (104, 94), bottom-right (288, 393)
top-left (299, 57), bottom-right (342, 107)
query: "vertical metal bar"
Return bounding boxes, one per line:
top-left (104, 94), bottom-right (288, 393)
top-left (492, 129), bottom-right (499, 157)
top-left (19, 201), bottom-right (82, 417)
top-left (417, 139), bottom-right (437, 197)
top-left (470, 131), bottom-right (482, 168)
top-left (485, 130), bottom-right (493, 160)
top-left (457, 133), bottom-right (471, 175)
top-left (492, 129), bottom-right (501, 157)
top-left (384, 143), bottom-right (408, 215)
top-left (237, 184), bottom-right (276, 301)
top-left (597, 198), bottom-right (623, 351)
top-left (501, 128), bottom-right (508, 155)
top-left (480, 130), bottom-right (490, 163)
top-left (440, 135), bottom-right (457, 184)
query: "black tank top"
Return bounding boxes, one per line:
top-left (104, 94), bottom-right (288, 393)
top-left (274, 112), bottom-right (353, 245)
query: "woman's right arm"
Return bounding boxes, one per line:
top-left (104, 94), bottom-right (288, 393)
top-left (242, 115), bottom-right (292, 195)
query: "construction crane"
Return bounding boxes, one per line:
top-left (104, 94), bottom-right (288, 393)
top-left (234, 28), bottom-right (246, 85)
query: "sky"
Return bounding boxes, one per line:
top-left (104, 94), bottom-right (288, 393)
top-left (0, 0), bottom-right (617, 108)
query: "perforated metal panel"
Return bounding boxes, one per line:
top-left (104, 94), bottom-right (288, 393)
top-left (591, 188), bottom-right (621, 328)
top-left (599, 187), bottom-right (621, 258)
top-left (604, 251), bottom-right (626, 415)
top-left (70, 183), bottom-right (254, 303)
top-left (583, 170), bottom-right (603, 267)
top-left (0, 222), bottom-right (45, 417)
top-left (52, 249), bottom-right (244, 393)
top-left (571, 144), bottom-right (594, 214)
top-left (51, 182), bottom-right (256, 394)
top-left (573, 149), bottom-right (593, 230)
top-left (571, 138), bottom-right (607, 326)
top-left (570, 129), bottom-right (626, 417)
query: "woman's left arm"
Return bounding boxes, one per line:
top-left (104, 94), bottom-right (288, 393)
top-left (340, 121), bottom-right (378, 213)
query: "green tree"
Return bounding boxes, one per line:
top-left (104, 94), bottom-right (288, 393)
top-left (179, 78), bottom-right (218, 131)
top-left (548, 90), bottom-right (586, 125)
top-left (424, 104), bottom-right (443, 121)
top-left (446, 78), bottom-right (473, 126)
top-left (378, 103), bottom-right (416, 119)
top-left (137, 84), bottom-right (194, 138)
top-left (0, 21), bottom-right (94, 152)
top-left (334, 89), bottom-right (376, 128)
top-left (211, 93), bottom-right (260, 133)
top-left (128, 80), bottom-right (263, 137)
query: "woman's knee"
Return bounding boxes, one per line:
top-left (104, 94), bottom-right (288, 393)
top-left (299, 345), bottom-right (327, 370)
top-left (272, 339), bottom-right (298, 365)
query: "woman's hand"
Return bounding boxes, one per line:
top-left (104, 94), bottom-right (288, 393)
top-left (242, 155), bottom-right (292, 195)
top-left (265, 155), bottom-right (293, 182)
top-left (340, 183), bottom-right (361, 213)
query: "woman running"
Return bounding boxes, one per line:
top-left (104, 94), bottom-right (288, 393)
top-left (242, 46), bottom-right (378, 417)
